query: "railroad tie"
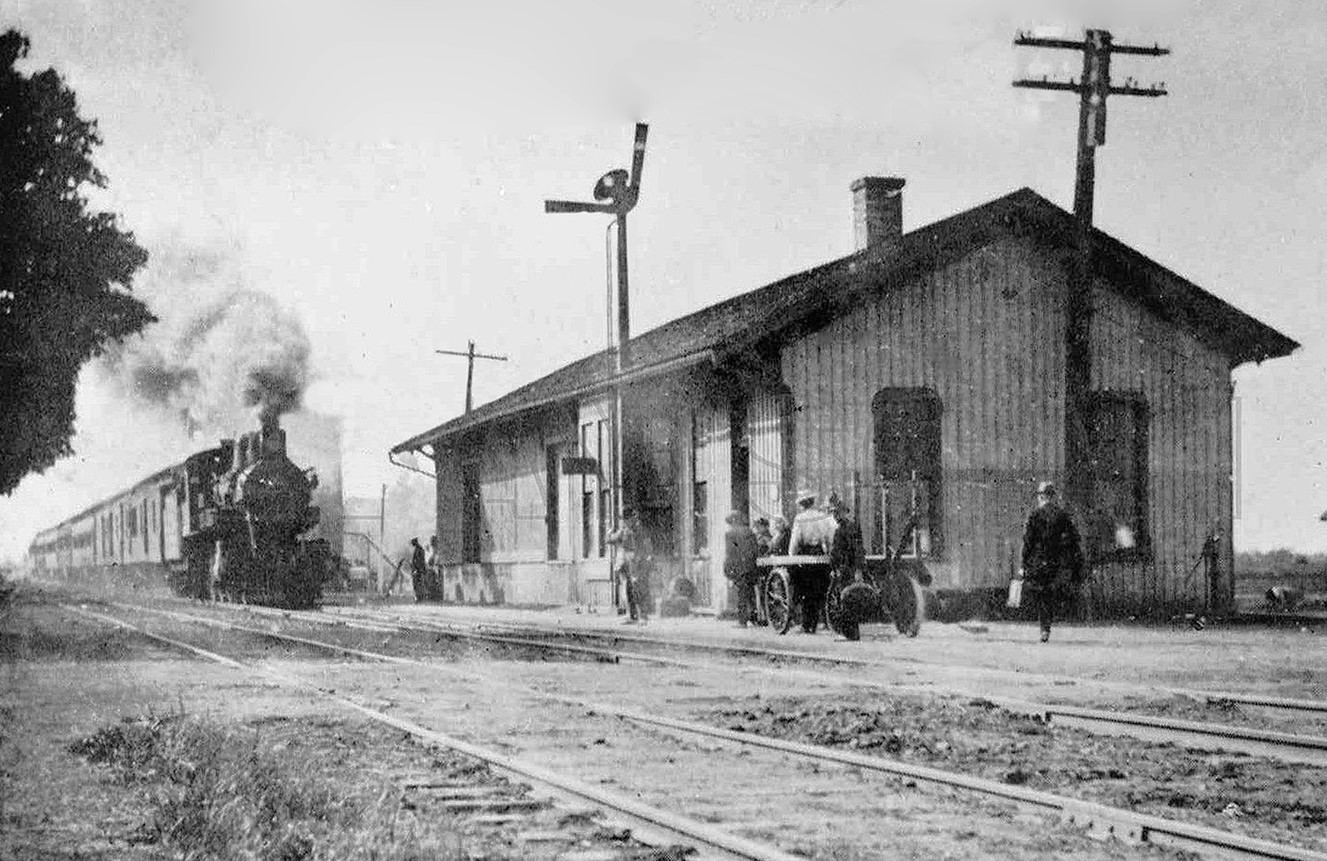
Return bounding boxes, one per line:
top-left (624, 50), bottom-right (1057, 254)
top-left (435, 797), bottom-right (550, 814)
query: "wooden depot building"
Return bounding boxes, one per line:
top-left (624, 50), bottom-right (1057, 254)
top-left (391, 178), bottom-right (1296, 618)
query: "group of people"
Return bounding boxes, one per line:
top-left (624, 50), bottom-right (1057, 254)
top-left (723, 489), bottom-right (866, 634)
top-left (408, 535), bottom-right (440, 602)
top-left (719, 479), bottom-right (1084, 643)
top-left (401, 479), bottom-right (1085, 643)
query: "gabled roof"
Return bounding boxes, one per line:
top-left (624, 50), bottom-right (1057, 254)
top-left (393, 187), bottom-right (1298, 453)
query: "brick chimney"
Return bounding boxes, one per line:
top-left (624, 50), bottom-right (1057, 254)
top-left (851, 176), bottom-right (906, 253)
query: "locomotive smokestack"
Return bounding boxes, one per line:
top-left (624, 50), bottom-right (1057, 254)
top-left (260, 410), bottom-right (287, 458)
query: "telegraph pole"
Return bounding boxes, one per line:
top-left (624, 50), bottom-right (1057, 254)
top-left (436, 341), bottom-right (509, 414)
top-left (1013, 29), bottom-right (1168, 517)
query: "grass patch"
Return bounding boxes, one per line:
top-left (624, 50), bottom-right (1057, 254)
top-left (69, 712), bottom-right (465, 860)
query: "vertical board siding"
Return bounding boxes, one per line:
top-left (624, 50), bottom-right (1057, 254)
top-left (1090, 285), bottom-right (1231, 613)
top-left (435, 448), bottom-right (463, 563)
top-left (475, 421), bottom-right (547, 563)
top-left (747, 391), bottom-right (788, 522)
top-left (782, 236), bottom-right (1065, 591)
top-left (776, 229), bottom-right (1234, 613)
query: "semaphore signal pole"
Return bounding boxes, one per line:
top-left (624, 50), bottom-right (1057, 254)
top-left (1013, 29), bottom-right (1168, 520)
top-left (544, 124), bottom-right (650, 612)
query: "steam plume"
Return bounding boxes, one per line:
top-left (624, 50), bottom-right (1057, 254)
top-left (106, 246), bottom-right (312, 435)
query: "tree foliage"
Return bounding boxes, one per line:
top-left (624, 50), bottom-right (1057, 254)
top-left (0, 29), bottom-right (152, 495)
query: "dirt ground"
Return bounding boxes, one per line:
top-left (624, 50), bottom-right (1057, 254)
top-left (6, 586), bottom-right (1325, 860)
top-left (0, 594), bottom-right (680, 860)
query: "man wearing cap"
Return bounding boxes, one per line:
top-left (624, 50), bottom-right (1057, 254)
top-left (1020, 481), bottom-right (1084, 643)
top-left (723, 511), bottom-right (760, 627)
top-left (787, 490), bottom-right (838, 633)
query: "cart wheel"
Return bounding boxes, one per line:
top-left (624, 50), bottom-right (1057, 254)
top-left (824, 573), bottom-right (842, 632)
top-left (891, 571), bottom-right (926, 638)
top-left (837, 581), bottom-right (878, 641)
top-left (765, 568), bottom-right (794, 635)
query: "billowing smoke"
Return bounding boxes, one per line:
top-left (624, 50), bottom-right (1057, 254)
top-left (0, 239), bottom-right (328, 564)
top-left (107, 246), bottom-right (312, 436)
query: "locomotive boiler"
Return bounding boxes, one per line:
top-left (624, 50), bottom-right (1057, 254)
top-left (181, 412), bottom-right (330, 608)
top-left (28, 412), bottom-right (334, 609)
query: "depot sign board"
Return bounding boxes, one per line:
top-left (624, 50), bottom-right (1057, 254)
top-left (561, 457), bottom-right (599, 476)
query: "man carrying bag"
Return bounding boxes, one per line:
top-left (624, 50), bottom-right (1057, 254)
top-left (1019, 481), bottom-right (1084, 643)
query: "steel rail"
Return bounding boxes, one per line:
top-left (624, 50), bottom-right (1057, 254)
top-left (225, 602), bottom-right (692, 667)
top-left (91, 601), bottom-right (1327, 861)
top-left (313, 605), bottom-right (1327, 765)
top-left (387, 610), bottom-right (1327, 714)
top-left (1043, 704), bottom-right (1327, 752)
top-left (332, 605), bottom-right (881, 666)
top-left (66, 604), bottom-right (803, 861)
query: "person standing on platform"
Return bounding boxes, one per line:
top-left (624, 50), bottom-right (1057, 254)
top-left (752, 517), bottom-right (772, 555)
top-left (409, 537), bottom-right (428, 603)
top-left (768, 516), bottom-right (791, 556)
top-left (787, 490), bottom-right (838, 633)
top-left (724, 511), bottom-right (760, 627)
top-left (750, 517), bottom-right (773, 625)
top-left (426, 535), bottom-right (439, 601)
top-left (1020, 481), bottom-right (1084, 643)
top-left (828, 497), bottom-right (865, 580)
top-left (607, 509), bottom-right (651, 623)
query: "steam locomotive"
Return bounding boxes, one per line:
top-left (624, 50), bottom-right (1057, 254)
top-left (28, 413), bottom-right (330, 609)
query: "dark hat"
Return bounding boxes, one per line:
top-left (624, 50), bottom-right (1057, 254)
top-left (1036, 481), bottom-right (1057, 497)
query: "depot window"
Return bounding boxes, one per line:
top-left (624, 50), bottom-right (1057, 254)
top-left (1088, 391), bottom-right (1151, 560)
top-left (872, 388), bottom-right (943, 558)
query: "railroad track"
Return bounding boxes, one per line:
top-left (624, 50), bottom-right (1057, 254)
top-left (303, 603), bottom-right (1327, 765)
top-left (79, 599), bottom-right (1327, 861)
top-left (66, 603), bottom-right (802, 861)
top-left (350, 606), bottom-right (1327, 715)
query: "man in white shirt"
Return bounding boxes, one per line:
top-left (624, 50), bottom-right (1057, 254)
top-left (786, 490), bottom-right (837, 633)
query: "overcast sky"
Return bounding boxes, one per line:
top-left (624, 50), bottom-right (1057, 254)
top-left (1, 0), bottom-right (1324, 557)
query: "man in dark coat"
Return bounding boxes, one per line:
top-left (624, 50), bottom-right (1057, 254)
top-left (723, 511), bottom-right (760, 626)
top-left (409, 537), bottom-right (428, 603)
top-left (828, 498), bottom-right (865, 579)
top-left (1020, 481), bottom-right (1084, 642)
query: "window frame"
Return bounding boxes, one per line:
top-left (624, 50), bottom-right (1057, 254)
top-left (871, 387), bottom-right (944, 559)
top-left (1087, 390), bottom-right (1152, 562)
